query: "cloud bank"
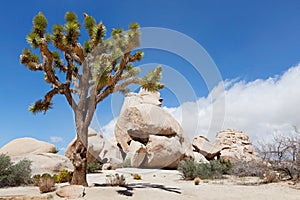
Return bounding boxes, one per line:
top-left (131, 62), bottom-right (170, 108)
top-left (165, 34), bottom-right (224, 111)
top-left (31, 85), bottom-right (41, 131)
top-left (101, 64), bottom-right (300, 143)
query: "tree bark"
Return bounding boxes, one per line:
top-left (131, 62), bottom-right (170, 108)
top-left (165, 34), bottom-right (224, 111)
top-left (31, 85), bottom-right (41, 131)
top-left (71, 119), bottom-right (88, 186)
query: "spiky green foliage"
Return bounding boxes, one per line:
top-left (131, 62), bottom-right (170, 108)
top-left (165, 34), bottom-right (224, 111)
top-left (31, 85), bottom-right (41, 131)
top-left (20, 48), bottom-right (40, 64)
top-left (26, 32), bottom-right (41, 48)
top-left (141, 66), bottom-right (164, 91)
top-left (64, 21), bottom-right (80, 45)
top-left (29, 100), bottom-right (53, 114)
top-left (84, 15), bottom-right (96, 37)
top-left (33, 12), bottom-right (47, 36)
top-left (65, 12), bottom-right (78, 23)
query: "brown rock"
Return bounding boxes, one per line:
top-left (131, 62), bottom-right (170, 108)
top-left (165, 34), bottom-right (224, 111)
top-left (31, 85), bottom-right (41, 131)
top-left (56, 185), bottom-right (85, 199)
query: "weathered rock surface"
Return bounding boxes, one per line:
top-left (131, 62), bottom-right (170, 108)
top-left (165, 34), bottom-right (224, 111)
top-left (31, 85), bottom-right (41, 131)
top-left (11, 153), bottom-right (73, 175)
top-left (115, 89), bottom-right (193, 168)
top-left (215, 129), bottom-right (258, 162)
top-left (0, 137), bottom-right (72, 175)
top-left (56, 185), bottom-right (85, 199)
top-left (65, 128), bottom-right (123, 170)
top-left (192, 129), bottom-right (257, 162)
top-left (0, 138), bottom-right (56, 157)
top-left (125, 140), bottom-right (147, 168)
top-left (192, 135), bottom-right (223, 160)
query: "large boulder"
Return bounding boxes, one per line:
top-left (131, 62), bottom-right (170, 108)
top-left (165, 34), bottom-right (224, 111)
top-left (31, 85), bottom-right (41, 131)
top-left (65, 128), bottom-right (123, 169)
top-left (214, 129), bottom-right (258, 162)
top-left (0, 137), bottom-right (56, 157)
top-left (11, 153), bottom-right (73, 175)
top-left (192, 135), bottom-right (223, 160)
top-left (0, 137), bottom-right (72, 175)
top-left (115, 89), bottom-right (193, 168)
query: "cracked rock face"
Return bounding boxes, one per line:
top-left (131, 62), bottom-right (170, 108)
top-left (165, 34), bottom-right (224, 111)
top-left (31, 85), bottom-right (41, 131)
top-left (115, 89), bottom-right (193, 168)
top-left (214, 129), bottom-right (258, 162)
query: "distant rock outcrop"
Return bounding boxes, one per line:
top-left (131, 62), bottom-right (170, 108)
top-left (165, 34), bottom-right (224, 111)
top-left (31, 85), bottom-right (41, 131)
top-left (215, 129), bottom-right (257, 162)
top-left (0, 137), bottom-right (72, 175)
top-left (193, 129), bottom-right (258, 162)
top-left (0, 137), bottom-right (56, 156)
top-left (115, 89), bottom-right (194, 168)
top-left (65, 128), bottom-right (123, 170)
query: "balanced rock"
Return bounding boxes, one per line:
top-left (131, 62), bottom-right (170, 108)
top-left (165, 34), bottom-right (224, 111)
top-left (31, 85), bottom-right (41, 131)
top-left (65, 128), bottom-right (123, 169)
top-left (115, 89), bottom-right (193, 168)
top-left (0, 137), bottom-right (56, 157)
top-left (214, 129), bottom-right (258, 162)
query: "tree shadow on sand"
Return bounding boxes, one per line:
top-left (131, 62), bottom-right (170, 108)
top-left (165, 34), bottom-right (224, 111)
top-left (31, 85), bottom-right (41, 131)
top-left (93, 182), bottom-right (181, 197)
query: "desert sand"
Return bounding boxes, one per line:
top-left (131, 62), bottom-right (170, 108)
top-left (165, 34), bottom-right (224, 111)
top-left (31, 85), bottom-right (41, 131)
top-left (0, 169), bottom-right (300, 200)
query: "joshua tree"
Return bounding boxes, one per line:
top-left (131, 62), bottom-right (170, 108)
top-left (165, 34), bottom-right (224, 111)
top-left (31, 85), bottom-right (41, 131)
top-left (20, 12), bottom-right (163, 186)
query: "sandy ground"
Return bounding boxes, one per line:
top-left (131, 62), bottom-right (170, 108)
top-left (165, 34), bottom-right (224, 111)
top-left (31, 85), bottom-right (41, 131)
top-left (0, 169), bottom-right (300, 200)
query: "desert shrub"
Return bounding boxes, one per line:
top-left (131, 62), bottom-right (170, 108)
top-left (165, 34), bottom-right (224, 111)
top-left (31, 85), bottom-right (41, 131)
top-left (51, 174), bottom-right (58, 183)
top-left (229, 160), bottom-right (267, 178)
top-left (48, 147), bottom-right (59, 154)
top-left (106, 173), bottom-right (126, 186)
top-left (87, 161), bottom-right (102, 173)
top-left (264, 171), bottom-right (279, 183)
top-left (0, 154), bottom-right (32, 187)
top-left (57, 169), bottom-right (72, 183)
top-left (32, 174), bottom-right (41, 186)
top-left (132, 173), bottom-right (142, 180)
top-left (178, 158), bottom-right (232, 180)
top-left (39, 176), bottom-right (55, 193)
top-left (0, 154), bottom-right (12, 175)
top-left (194, 177), bottom-right (201, 185)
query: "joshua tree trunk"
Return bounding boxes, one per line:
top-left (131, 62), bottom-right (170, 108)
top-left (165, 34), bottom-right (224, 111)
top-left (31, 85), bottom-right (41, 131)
top-left (70, 116), bottom-right (89, 186)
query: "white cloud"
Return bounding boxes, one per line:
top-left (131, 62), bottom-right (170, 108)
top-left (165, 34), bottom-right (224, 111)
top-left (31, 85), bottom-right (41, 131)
top-left (102, 64), bottom-right (300, 144)
top-left (166, 64), bottom-right (300, 142)
top-left (50, 136), bottom-right (63, 143)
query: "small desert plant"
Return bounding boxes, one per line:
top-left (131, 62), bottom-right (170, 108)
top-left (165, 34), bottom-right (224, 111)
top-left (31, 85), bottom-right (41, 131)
top-left (264, 171), bottom-right (279, 183)
top-left (132, 173), bottom-right (142, 180)
top-left (51, 174), bottom-right (58, 183)
top-left (194, 177), bottom-right (201, 185)
top-left (178, 158), bottom-right (232, 180)
top-left (39, 176), bottom-right (55, 193)
top-left (48, 147), bottom-right (59, 154)
top-left (32, 174), bottom-right (41, 186)
top-left (57, 169), bottom-right (72, 183)
top-left (106, 173), bottom-right (126, 186)
top-left (87, 161), bottom-right (102, 173)
top-left (0, 154), bottom-right (32, 187)
top-left (123, 158), bottom-right (131, 168)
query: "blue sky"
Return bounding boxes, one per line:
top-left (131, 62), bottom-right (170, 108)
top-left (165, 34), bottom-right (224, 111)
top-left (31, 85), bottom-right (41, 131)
top-left (0, 0), bottom-right (300, 151)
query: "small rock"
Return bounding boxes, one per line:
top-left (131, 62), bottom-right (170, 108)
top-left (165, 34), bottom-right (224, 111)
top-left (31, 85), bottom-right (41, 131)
top-left (56, 185), bottom-right (85, 199)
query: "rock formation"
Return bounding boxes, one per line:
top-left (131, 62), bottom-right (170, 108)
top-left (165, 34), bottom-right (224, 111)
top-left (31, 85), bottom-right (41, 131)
top-left (192, 129), bottom-right (258, 162)
top-left (0, 137), bottom-right (72, 175)
top-left (115, 89), bottom-right (193, 168)
top-left (215, 129), bottom-right (257, 162)
top-left (65, 128), bottom-right (123, 170)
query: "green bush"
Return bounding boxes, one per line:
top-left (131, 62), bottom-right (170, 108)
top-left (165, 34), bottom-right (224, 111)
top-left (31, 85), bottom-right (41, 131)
top-left (87, 161), bottom-right (102, 173)
top-left (178, 158), bottom-right (232, 180)
top-left (0, 154), bottom-right (32, 187)
top-left (32, 174), bottom-right (41, 186)
top-left (57, 169), bottom-right (72, 183)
